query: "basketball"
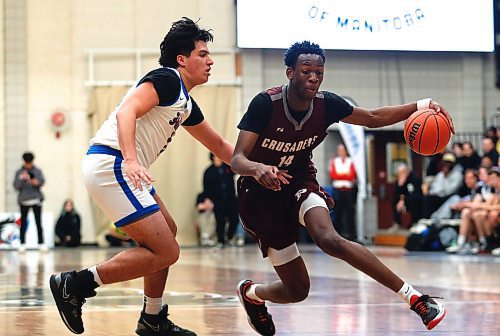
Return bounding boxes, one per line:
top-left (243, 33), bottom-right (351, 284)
top-left (404, 108), bottom-right (452, 156)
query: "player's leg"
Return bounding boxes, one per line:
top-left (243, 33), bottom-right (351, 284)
top-left (137, 193), bottom-right (196, 336)
top-left (304, 197), bottom-right (445, 330)
top-left (237, 244), bottom-right (308, 336)
top-left (50, 151), bottom-right (179, 334)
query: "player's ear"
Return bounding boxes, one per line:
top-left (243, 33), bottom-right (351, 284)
top-left (286, 67), bottom-right (293, 80)
top-left (177, 54), bottom-right (187, 67)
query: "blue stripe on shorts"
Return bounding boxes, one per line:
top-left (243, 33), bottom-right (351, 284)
top-left (86, 144), bottom-right (159, 226)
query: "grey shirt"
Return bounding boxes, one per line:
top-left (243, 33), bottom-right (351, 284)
top-left (13, 166), bottom-right (45, 205)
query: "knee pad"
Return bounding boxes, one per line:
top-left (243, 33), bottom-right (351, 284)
top-left (267, 243), bottom-right (300, 266)
top-left (299, 193), bottom-right (328, 226)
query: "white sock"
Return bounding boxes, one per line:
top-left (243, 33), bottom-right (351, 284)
top-left (397, 282), bottom-right (422, 305)
top-left (246, 284), bottom-right (264, 303)
top-left (143, 295), bottom-right (163, 315)
top-left (88, 265), bottom-right (104, 286)
top-left (457, 235), bottom-right (465, 246)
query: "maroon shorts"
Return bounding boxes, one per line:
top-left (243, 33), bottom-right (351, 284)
top-left (237, 174), bottom-right (332, 257)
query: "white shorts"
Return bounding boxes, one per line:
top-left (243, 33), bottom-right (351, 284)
top-left (82, 145), bottom-right (159, 227)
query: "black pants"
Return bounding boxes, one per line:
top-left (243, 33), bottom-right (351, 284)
top-left (20, 204), bottom-right (43, 244)
top-left (392, 197), bottom-right (423, 226)
top-left (423, 194), bottom-right (451, 219)
top-left (333, 188), bottom-right (357, 240)
top-left (213, 199), bottom-right (239, 244)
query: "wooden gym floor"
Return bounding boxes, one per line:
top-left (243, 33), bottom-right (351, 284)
top-left (0, 245), bottom-right (499, 335)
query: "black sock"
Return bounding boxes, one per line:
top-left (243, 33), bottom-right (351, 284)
top-left (75, 269), bottom-right (99, 296)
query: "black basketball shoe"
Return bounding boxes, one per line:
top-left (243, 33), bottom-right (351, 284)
top-left (136, 304), bottom-right (197, 336)
top-left (410, 294), bottom-right (446, 330)
top-left (237, 279), bottom-right (275, 336)
top-left (49, 271), bottom-right (96, 334)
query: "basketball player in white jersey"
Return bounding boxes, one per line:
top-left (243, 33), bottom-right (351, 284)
top-left (50, 18), bottom-right (233, 336)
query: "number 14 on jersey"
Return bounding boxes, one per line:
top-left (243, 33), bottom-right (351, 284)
top-left (278, 155), bottom-right (294, 167)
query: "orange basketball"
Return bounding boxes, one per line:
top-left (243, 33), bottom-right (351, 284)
top-left (404, 109), bottom-right (452, 156)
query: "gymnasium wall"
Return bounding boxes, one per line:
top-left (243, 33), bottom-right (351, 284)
top-left (1, 0), bottom-right (499, 244)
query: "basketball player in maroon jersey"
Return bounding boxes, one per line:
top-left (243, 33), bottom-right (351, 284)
top-left (232, 41), bottom-right (454, 335)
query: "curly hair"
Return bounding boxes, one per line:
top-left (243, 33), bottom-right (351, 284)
top-left (158, 17), bottom-right (213, 68)
top-left (283, 41), bottom-right (325, 68)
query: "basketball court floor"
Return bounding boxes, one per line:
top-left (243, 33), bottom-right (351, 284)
top-left (0, 244), bottom-right (498, 335)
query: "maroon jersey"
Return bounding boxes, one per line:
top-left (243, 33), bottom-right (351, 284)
top-left (238, 84), bottom-right (353, 178)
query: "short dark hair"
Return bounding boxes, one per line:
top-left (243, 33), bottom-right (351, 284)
top-left (158, 17), bottom-right (213, 68)
top-left (22, 152), bottom-right (34, 163)
top-left (284, 41), bottom-right (325, 68)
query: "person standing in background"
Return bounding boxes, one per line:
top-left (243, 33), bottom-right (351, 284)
top-left (203, 153), bottom-right (239, 248)
top-left (13, 152), bottom-right (46, 252)
top-left (329, 144), bottom-right (357, 241)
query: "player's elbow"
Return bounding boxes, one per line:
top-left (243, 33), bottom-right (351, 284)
top-left (365, 112), bottom-right (384, 128)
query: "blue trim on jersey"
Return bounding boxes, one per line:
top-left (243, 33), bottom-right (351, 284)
top-left (113, 157), bottom-right (142, 210)
top-left (87, 145), bottom-right (123, 159)
top-left (115, 204), bottom-right (160, 227)
top-left (150, 187), bottom-right (156, 196)
top-left (179, 77), bottom-right (189, 102)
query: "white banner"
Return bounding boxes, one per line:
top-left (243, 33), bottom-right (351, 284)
top-left (237, 0), bottom-right (494, 52)
top-left (338, 97), bottom-right (367, 241)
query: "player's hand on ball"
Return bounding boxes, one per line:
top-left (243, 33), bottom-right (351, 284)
top-left (430, 101), bottom-right (455, 134)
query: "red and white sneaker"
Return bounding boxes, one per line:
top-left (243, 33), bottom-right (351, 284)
top-left (410, 294), bottom-right (446, 330)
top-left (237, 280), bottom-right (275, 336)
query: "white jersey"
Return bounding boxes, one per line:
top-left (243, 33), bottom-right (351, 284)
top-left (90, 68), bottom-right (202, 168)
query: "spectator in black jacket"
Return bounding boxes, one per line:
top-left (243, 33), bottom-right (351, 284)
top-left (203, 153), bottom-right (239, 247)
top-left (482, 137), bottom-right (499, 167)
top-left (55, 199), bottom-right (81, 247)
top-left (391, 163), bottom-right (423, 230)
top-left (459, 142), bottom-right (481, 171)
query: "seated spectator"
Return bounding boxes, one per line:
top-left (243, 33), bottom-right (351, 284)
top-left (481, 155), bottom-right (494, 170)
top-left (423, 152), bottom-right (463, 218)
top-left (482, 137), bottom-right (499, 167)
top-left (485, 126), bottom-right (498, 148)
top-left (446, 169), bottom-right (484, 253)
top-left (471, 167), bottom-right (499, 252)
top-left (452, 142), bottom-right (464, 166)
top-left (55, 199), bottom-right (81, 247)
top-left (391, 163), bottom-right (423, 230)
top-left (195, 192), bottom-right (216, 246)
top-left (105, 222), bottom-right (134, 247)
top-left (459, 142), bottom-right (481, 171)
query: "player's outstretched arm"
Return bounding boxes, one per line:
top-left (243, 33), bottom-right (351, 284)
top-left (183, 120), bottom-right (234, 165)
top-left (342, 99), bottom-right (454, 133)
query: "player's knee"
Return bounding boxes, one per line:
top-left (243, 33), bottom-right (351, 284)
top-left (156, 243), bottom-right (180, 269)
top-left (287, 283), bottom-right (310, 302)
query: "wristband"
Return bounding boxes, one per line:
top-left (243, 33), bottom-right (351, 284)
top-left (416, 98), bottom-right (431, 110)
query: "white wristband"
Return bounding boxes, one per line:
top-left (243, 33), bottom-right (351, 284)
top-left (416, 98), bottom-right (431, 110)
